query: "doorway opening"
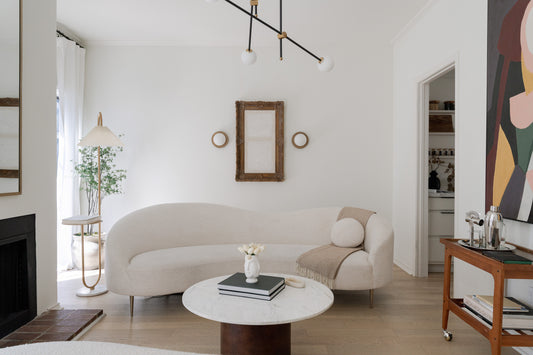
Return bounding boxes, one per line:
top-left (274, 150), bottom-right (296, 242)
top-left (416, 63), bottom-right (456, 277)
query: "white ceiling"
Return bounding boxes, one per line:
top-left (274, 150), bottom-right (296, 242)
top-left (57, 0), bottom-right (429, 47)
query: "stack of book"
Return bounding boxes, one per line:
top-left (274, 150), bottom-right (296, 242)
top-left (217, 273), bottom-right (285, 301)
top-left (463, 294), bottom-right (533, 329)
top-left (482, 250), bottom-right (533, 264)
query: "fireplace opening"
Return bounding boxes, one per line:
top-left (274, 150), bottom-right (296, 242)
top-left (0, 214), bottom-right (36, 338)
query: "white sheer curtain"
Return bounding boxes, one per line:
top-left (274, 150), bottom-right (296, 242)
top-left (56, 37), bottom-right (86, 271)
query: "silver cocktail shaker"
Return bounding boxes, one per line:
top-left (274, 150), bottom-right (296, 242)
top-left (485, 205), bottom-right (504, 249)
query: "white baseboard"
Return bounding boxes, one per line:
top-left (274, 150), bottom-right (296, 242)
top-left (72, 313), bottom-right (106, 341)
top-left (428, 264), bottom-right (444, 273)
top-left (394, 258), bottom-right (414, 276)
top-left (47, 302), bottom-right (63, 311)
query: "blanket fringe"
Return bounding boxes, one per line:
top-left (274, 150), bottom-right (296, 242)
top-left (296, 264), bottom-right (335, 289)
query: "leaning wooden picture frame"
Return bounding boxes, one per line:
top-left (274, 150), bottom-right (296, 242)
top-left (235, 101), bottom-right (284, 182)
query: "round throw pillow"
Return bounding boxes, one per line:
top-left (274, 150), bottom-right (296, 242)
top-left (331, 218), bottom-right (365, 248)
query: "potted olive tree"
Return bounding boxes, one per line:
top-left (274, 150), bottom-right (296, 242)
top-left (72, 144), bottom-right (127, 269)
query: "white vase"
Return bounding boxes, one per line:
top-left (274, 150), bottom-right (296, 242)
top-left (244, 255), bottom-right (260, 283)
top-left (71, 233), bottom-right (106, 270)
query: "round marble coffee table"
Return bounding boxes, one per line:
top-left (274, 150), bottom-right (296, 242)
top-left (182, 273), bottom-right (333, 355)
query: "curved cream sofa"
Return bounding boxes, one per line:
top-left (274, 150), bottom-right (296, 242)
top-left (105, 203), bottom-right (393, 315)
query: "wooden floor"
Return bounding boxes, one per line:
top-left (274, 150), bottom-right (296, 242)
top-left (58, 267), bottom-right (518, 355)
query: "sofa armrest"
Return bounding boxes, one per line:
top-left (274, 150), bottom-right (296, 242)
top-left (105, 205), bottom-right (186, 295)
top-left (364, 214), bottom-right (394, 289)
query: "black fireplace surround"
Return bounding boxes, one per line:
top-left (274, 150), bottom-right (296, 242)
top-left (0, 214), bottom-right (36, 338)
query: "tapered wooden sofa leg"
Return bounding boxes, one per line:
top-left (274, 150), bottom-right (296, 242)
top-left (369, 289), bottom-right (374, 308)
top-left (130, 296), bottom-right (134, 317)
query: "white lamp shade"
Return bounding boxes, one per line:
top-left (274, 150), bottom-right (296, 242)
top-left (317, 56), bottom-right (334, 72)
top-left (241, 50), bottom-right (257, 65)
top-left (79, 125), bottom-right (124, 147)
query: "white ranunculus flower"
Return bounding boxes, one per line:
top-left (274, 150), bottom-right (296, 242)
top-left (238, 242), bottom-right (265, 256)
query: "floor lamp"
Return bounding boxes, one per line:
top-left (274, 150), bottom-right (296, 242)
top-left (73, 112), bottom-right (123, 297)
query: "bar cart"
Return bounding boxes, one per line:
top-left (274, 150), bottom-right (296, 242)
top-left (440, 238), bottom-right (533, 355)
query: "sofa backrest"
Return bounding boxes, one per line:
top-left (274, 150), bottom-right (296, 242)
top-left (108, 203), bottom-right (341, 261)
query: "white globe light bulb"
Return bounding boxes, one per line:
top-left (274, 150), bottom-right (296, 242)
top-left (317, 56), bottom-right (334, 72)
top-left (241, 49), bottom-right (257, 65)
top-left (294, 134), bottom-right (307, 147)
top-left (213, 133), bottom-right (226, 146)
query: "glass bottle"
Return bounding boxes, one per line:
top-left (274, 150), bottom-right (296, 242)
top-left (485, 205), bottom-right (504, 249)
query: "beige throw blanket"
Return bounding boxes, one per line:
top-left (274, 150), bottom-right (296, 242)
top-left (336, 207), bottom-right (375, 228)
top-left (296, 207), bottom-right (376, 288)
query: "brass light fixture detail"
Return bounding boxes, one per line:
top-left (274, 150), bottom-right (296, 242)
top-left (206, 0), bottom-right (334, 71)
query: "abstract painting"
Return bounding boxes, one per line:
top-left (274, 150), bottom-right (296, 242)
top-left (486, 0), bottom-right (533, 223)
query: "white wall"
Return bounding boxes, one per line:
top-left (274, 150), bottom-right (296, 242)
top-left (394, 0), bottom-right (533, 304)
top-left (0, 46), bottom-right (18, 97)
top-left (0, 0), bottom-right (57, 313)
top-left (82, 15), bottom-right (414, 232)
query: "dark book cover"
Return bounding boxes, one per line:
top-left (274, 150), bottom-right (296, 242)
top-left (482, 251), bottom-right (532, 264)
top-left (464, 304), bottom-right (493, 325)
top-left (219, 284), bottom-right (285, 301)
top-left (464, 303), bottom-right (533, 329)
top-left (505, 297), bottom-right (533, 317)
top-left (217, 273), bottom-right (285, 295)
top-left (469, 296), bottom-right (533, 317)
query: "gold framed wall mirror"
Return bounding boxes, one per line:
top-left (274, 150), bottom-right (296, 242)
top-left (0, 0), bottom-right (21, 196)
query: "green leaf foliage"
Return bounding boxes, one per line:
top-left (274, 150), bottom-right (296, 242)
top-left (74, 141), bottom-right (127, 217)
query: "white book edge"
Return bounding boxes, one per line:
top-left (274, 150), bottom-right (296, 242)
top-left (462, 307), bottom-right (492, 329)
top-left (473, 295), bottom-right (528, 312)
top-left (218, 285), bottom-right (272, 296)
top-left (465, 295), bottom-right (533, 320)
top-left (217, 278), bottom-right (285, 296)
top-left (464, 297), bottom-right (533, 329)
top-left (219, 284), bottom-right (285, 300)
top-left (464, 295), bottom-right (493, 320)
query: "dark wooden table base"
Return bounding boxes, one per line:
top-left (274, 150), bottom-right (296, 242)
top-left (221, 322), bottom-right (291, 355)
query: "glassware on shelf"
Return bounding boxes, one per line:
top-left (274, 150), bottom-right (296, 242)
top-left (500, 222), bottom-right (506, 248)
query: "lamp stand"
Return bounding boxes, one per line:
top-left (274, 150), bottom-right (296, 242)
top-left (77, 114), bottom-right (107, 297)
top-left (70, 112), bottom-right (123, 297)
top-left (76, 284), bottom-right (107, 297)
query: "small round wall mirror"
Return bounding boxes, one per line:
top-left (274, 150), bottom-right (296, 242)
top-left (292, 132), bottom-right (309, 149)
top-left (212, 131), bottom-right (229, 148)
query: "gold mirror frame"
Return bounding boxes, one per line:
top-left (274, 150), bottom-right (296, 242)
top-left (0, 0), bottom-right (22, 196)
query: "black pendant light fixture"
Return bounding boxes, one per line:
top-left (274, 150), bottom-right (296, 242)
top-left (206, 0), bottom-right (334, 72)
